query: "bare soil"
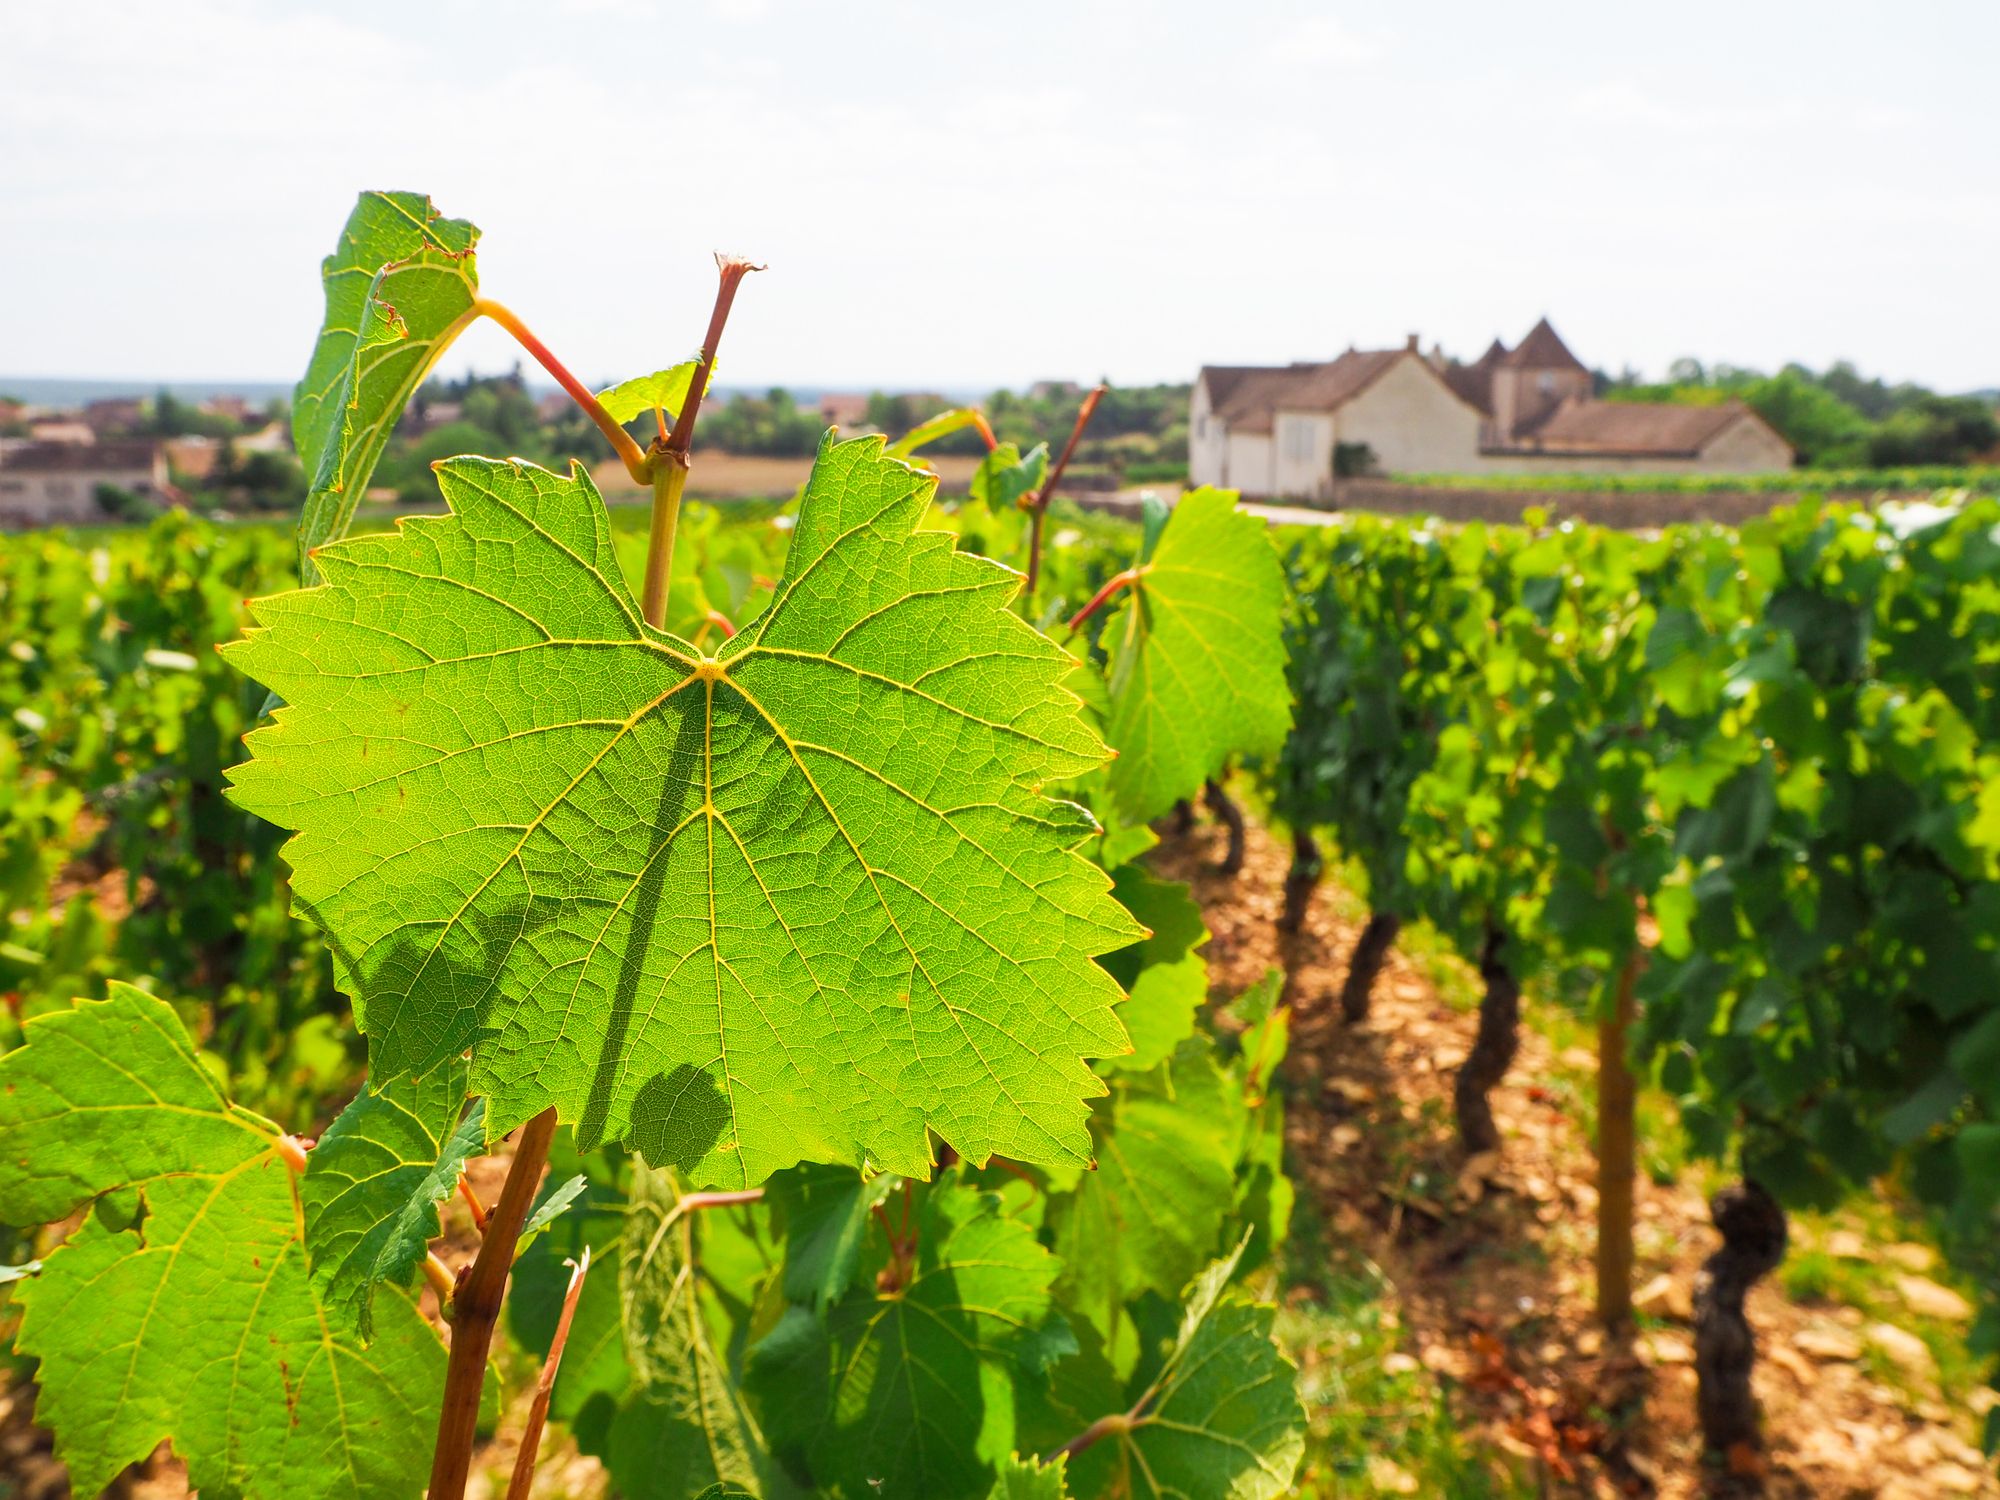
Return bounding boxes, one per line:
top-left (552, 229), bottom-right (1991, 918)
top-left (1152, 811), bottom-right (1999, 1500)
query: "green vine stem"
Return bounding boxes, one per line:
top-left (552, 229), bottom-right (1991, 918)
top-left (641, 255), bottom-right (764, 630)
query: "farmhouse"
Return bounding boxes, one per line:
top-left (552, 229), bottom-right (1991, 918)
top-left (0, 441), bottom-right (172, 528)
top-left (1190, 319), bottom-right (1793, 499)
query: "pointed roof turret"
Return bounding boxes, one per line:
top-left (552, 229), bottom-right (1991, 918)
top-left (1500, 317), bottom-right (1587, 372)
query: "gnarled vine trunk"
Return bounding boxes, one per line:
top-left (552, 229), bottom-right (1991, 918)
top-left (1203, 778), bottom-right (1245, 875)
top-left (1278, 829), bottom-right (1322, 935)
top-left (1452, 926), bottom-right (1519, 1154)
top-left (1693, 1179), bottom-right (1787, 1457)
top-left (1338, 910), bottom-right (1401, 1025)
top-left (1170, 798), bottom-right (1195, 835)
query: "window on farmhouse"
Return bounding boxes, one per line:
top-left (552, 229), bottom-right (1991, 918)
top-left (1282, 419), bottom-right (1315, 464)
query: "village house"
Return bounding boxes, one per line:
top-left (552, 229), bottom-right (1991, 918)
top-left (1190, 319), bottom-right (1793, 499)
top-left (0, 441), bottom-right (172, 528)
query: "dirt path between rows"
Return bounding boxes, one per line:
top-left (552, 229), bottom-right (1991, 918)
top-left (1151, 812), bottom-right (1997, 1500)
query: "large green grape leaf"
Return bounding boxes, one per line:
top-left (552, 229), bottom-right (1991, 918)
top-left (746, 1184), bottom-right (1063, 1500)
top-left (608, 1165), bottom-right (776, 1498)
top-left (301, 1059), bottom-right (482, 1339)
top-left (1050, 1039), bottom-right (1242, 1343)
top-left (295, 190), bottom-right (480, 574)
top-left (0, 985), bottom-right (443, 1500)
top-left (1068, 1240), bottom-right (1305, 1500)
top-left (224, 434), bottom-right (1141, 1187)
top-left (1100, 489), bottom-right (1292, 823)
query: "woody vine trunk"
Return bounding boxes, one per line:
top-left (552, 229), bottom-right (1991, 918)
top-left (1338, 910), bottom-right (1401, 1025)
top-left (1453, 925), bottom-right (1520, 1154)
top-left (1692, 1178), bottom-right (1787, 1455)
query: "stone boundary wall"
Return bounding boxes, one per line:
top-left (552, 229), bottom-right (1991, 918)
top-left (1326, 479), bottom-right (1818, 530)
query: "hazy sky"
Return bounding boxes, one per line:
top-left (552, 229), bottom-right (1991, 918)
top-left (4, 0), bottom-right (1994, 393)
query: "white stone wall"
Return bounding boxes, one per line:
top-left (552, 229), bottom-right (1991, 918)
top-left (1223, 431), bottom-right (1274, 496)
top-left (1271, 411), bottom-right (1336, 499)
top-left (1334, 356), bottom-right (1485, 476)
top-left (1188, 379), bottom-right (1227, 488)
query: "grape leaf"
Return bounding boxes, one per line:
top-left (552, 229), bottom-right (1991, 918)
top-left (225, 435), bottom-right (1140, 1186)
top-left (1068, 1239), bottom-right (1305, 1500)
top-left (766, 1162), bottom-right (898, 1311)
top-left (1050, 1039), bottom-right (1242, 1343)
top-left (1099, 865), bottom-right (1208, 1074)
top-left (519, 1171), bottom-right (590, 1242)
top-left (609, 1165), bottom-right (774, 1498)
top-left (301, 1059), bottom-right (481, 1339)
top-left (1100, 489), bottom-right (1292, 823)
top-left (969, 443), bottom-right (1049, 515)
top-left (747, 1184), bottom-right (1062, 1500)
top-left (295, 191), bottom-right (480, 574)
top-left (990, 1451), bottom-right (1071, 1498)
top-left (0, 985), bottom-right (443, 1499)
top-left (886, 407), bottom-right (987, 458)
top-left (597, 360), bottom-right (701, 425)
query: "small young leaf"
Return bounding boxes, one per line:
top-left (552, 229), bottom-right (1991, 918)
top-left (1068, 1238), bottom-right (1305, 1500)
top-left (597, 360), bottom-right (701, 426)
top-left (295, 191), bottom-right (480, 574)
top-left (766, 1162), bottom-right (897, 1312)
top-left (301, 1060), bottom-right (482, 1340)
top-left (886, 407), bottom-right (986, 459)
top-left (1100, 489), bottom-right (1292, 823)
top-left (226, 436), bottom-right (1140, 1186)
top-left (969, 442), bottom-right (1049, 515)
top-left (0, 986), bottom-right (443, 1500)
top-left (747, 1185), bottom-right (1063, 1500)
top-left (518, 1171), bottom-right (591, 1244)
top-left (989, 1450), bottom-right (1071, 1498)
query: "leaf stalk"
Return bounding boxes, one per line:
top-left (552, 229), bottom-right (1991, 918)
top-left (1063, 566), bottom-right (1146, 640)
top-left (474, 299), bottom-right (652, 485)
top-left (504, 1244), bottom-right (592, 1500)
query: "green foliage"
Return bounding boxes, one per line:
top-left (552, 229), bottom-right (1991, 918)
top-left (0, 194), bottom-right (1320, 1500)
top-left (0, 986), bottom-right (442, 1499)
top-left (747, 1183), bottom-right (1066, 1499)
top-left (1099, 487), bottom-right (1293, 823)
top-left (294, 190), bottom-right (480, 573)
top-left (598, 361), bottom-right (702, 425)
top-left (301, 1059), bottom-right (483, 1339)
top-left (1064, 1239), bottom-right (1305, 1500)
top-left (226, 438), bottom-right (1139, 1184)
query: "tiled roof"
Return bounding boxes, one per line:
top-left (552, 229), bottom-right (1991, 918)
top-left (1502, 398), bottom-right (1755, 456)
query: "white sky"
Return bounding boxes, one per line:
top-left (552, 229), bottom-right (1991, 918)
top-left (3, 0), bottom-right (1995, 393)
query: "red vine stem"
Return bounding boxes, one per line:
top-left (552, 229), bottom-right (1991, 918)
top-left (1049, 1410), bottom-right (1134, 1462)
top-left (1020, 384), bottom-right (1107, 604)
top-left (640, 256), bottom-right (763, 630)
top-left (426, 1107), bottom-right (558, 1500)
top-left (457, 1173), bottom-right (489, 1231)
top-left (474, 299), bottom-right (652, 485)
top-left (1063, 567), bottom-right (1145, 639)
top-left (504, 1244), bottom-right (593, 1500)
